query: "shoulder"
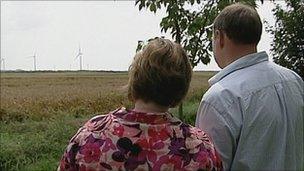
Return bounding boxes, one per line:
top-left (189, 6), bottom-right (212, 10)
top-left (203, 61), bottom-right (303, 105)
top-left (202, 82), bottom-right (240, 114)
top-left (59, 108), bottom-right (124, 170)
top-left (270, 62), bottom-right (303, 83)
top-left (232, 61), bottom-right (303, 90)
top-left (83, 108), bottom-right (125, 132)
top-left (183, 124), bottom-right (223, 170)
top-left (84, 114), bottom-right (112, 132)
top-left (187, 125), bottom-right (215, 148)
top-left (179, 123), bottom-right (218, 154)
top-left (68, 108), bottom-right (123, 145)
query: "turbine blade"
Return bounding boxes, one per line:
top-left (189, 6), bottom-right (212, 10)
top-left (75, 54), bottom-right (80, 60)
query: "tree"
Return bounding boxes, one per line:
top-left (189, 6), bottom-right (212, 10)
top-left (267, 0), bottom-right (304, 79)
top-left (135, 0), bottom-right (259, 120)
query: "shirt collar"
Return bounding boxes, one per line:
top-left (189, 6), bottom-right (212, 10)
top-left (113, 107), bottom-right (179, 124)
top-left (209, 51), bottom-right (269, 86)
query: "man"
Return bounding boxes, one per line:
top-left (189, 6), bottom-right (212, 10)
top-left (196, 3), bottom-right (303, 170)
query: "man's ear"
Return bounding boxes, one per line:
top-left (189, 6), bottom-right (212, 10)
top-left (218, 30), bottom-right (225, 48)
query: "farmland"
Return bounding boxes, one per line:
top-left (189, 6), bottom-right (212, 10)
top-left (0, 71), bottom-right (216, 170)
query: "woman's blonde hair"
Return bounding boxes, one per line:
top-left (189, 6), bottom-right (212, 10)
top-left (128, 38), bottom-right (192, 107)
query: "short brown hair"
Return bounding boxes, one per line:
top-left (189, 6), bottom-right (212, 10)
top-left (128, 38), bottom-right (192, 107)
top-left (213, 3), bottom-right (262, 45)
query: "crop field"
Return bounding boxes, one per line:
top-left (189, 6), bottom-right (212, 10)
top-left (0, 71), bottom-right (216, 170)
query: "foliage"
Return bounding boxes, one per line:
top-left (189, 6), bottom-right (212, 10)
top-left (267, 0), bottom-right (304, 78)
top-left (135, 0), bottom-right (258, 67)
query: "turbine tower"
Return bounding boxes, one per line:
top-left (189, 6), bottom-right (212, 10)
top-left (75, 45), bottom-right (83, 70)
top-left (28, 52), bottom-right (37, 71)
top-left (0, 58), bottom-right (5, 71)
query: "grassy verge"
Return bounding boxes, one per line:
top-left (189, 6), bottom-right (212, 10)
top-left (0, 89), bottom-right (206, 171)
top-left (0, 113), bottom-right (89, 171)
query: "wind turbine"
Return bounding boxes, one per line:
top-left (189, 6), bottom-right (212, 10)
top-left (27, 52), bottom-right (37, 71)
top-left (75, 45), bottom-right (83, 70)
top-left (0, 58), bottom-right (5, 71)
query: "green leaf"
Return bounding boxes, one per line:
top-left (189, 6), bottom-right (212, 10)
top-left (267, 0), bottom-right (304, 78)
top-left (150, 3), bottom-right (157, 13)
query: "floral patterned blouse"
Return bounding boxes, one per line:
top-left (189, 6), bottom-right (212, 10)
top-left (59, 107), bottom-right (223, 171)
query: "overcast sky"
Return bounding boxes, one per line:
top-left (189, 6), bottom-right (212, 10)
top-left (1, 1), bottom-right (282, 71)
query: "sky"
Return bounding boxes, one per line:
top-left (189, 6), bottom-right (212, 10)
top-left (1, 1), bottom-right (282, 71)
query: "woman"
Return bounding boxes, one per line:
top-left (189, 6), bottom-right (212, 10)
top-left (59, 38), bottom-right (222, 171)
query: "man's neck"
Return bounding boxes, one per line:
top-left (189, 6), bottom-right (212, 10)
top-left (223, 45), bottom-right (257, 68)
top-left (134, 99), bottom-right (169, 113)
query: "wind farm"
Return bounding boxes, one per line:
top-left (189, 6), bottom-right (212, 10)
top-left (1, 44), bottom-right (92, 72)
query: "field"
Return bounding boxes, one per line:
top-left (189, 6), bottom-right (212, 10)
top-left (0, 71), bottom-right (215, 170)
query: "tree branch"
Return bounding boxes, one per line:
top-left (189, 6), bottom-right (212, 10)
top-left (191, 0), bottom-right (215, 63)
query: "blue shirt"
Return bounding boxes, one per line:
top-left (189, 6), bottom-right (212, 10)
top-left (196, 51), bottom-right (304, 170)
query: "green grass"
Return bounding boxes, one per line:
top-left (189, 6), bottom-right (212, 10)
top-left (170, 88), bottom-right (205, 125)
top-left (0, 113), bottom-right (88, 171)
top-left (0, 71), bottom-right (214, 170)
top-left (0, 91), bottom-right (205, 171)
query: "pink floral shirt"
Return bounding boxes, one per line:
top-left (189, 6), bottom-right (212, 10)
top-left (59, 107), bottom-right (223, 171)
